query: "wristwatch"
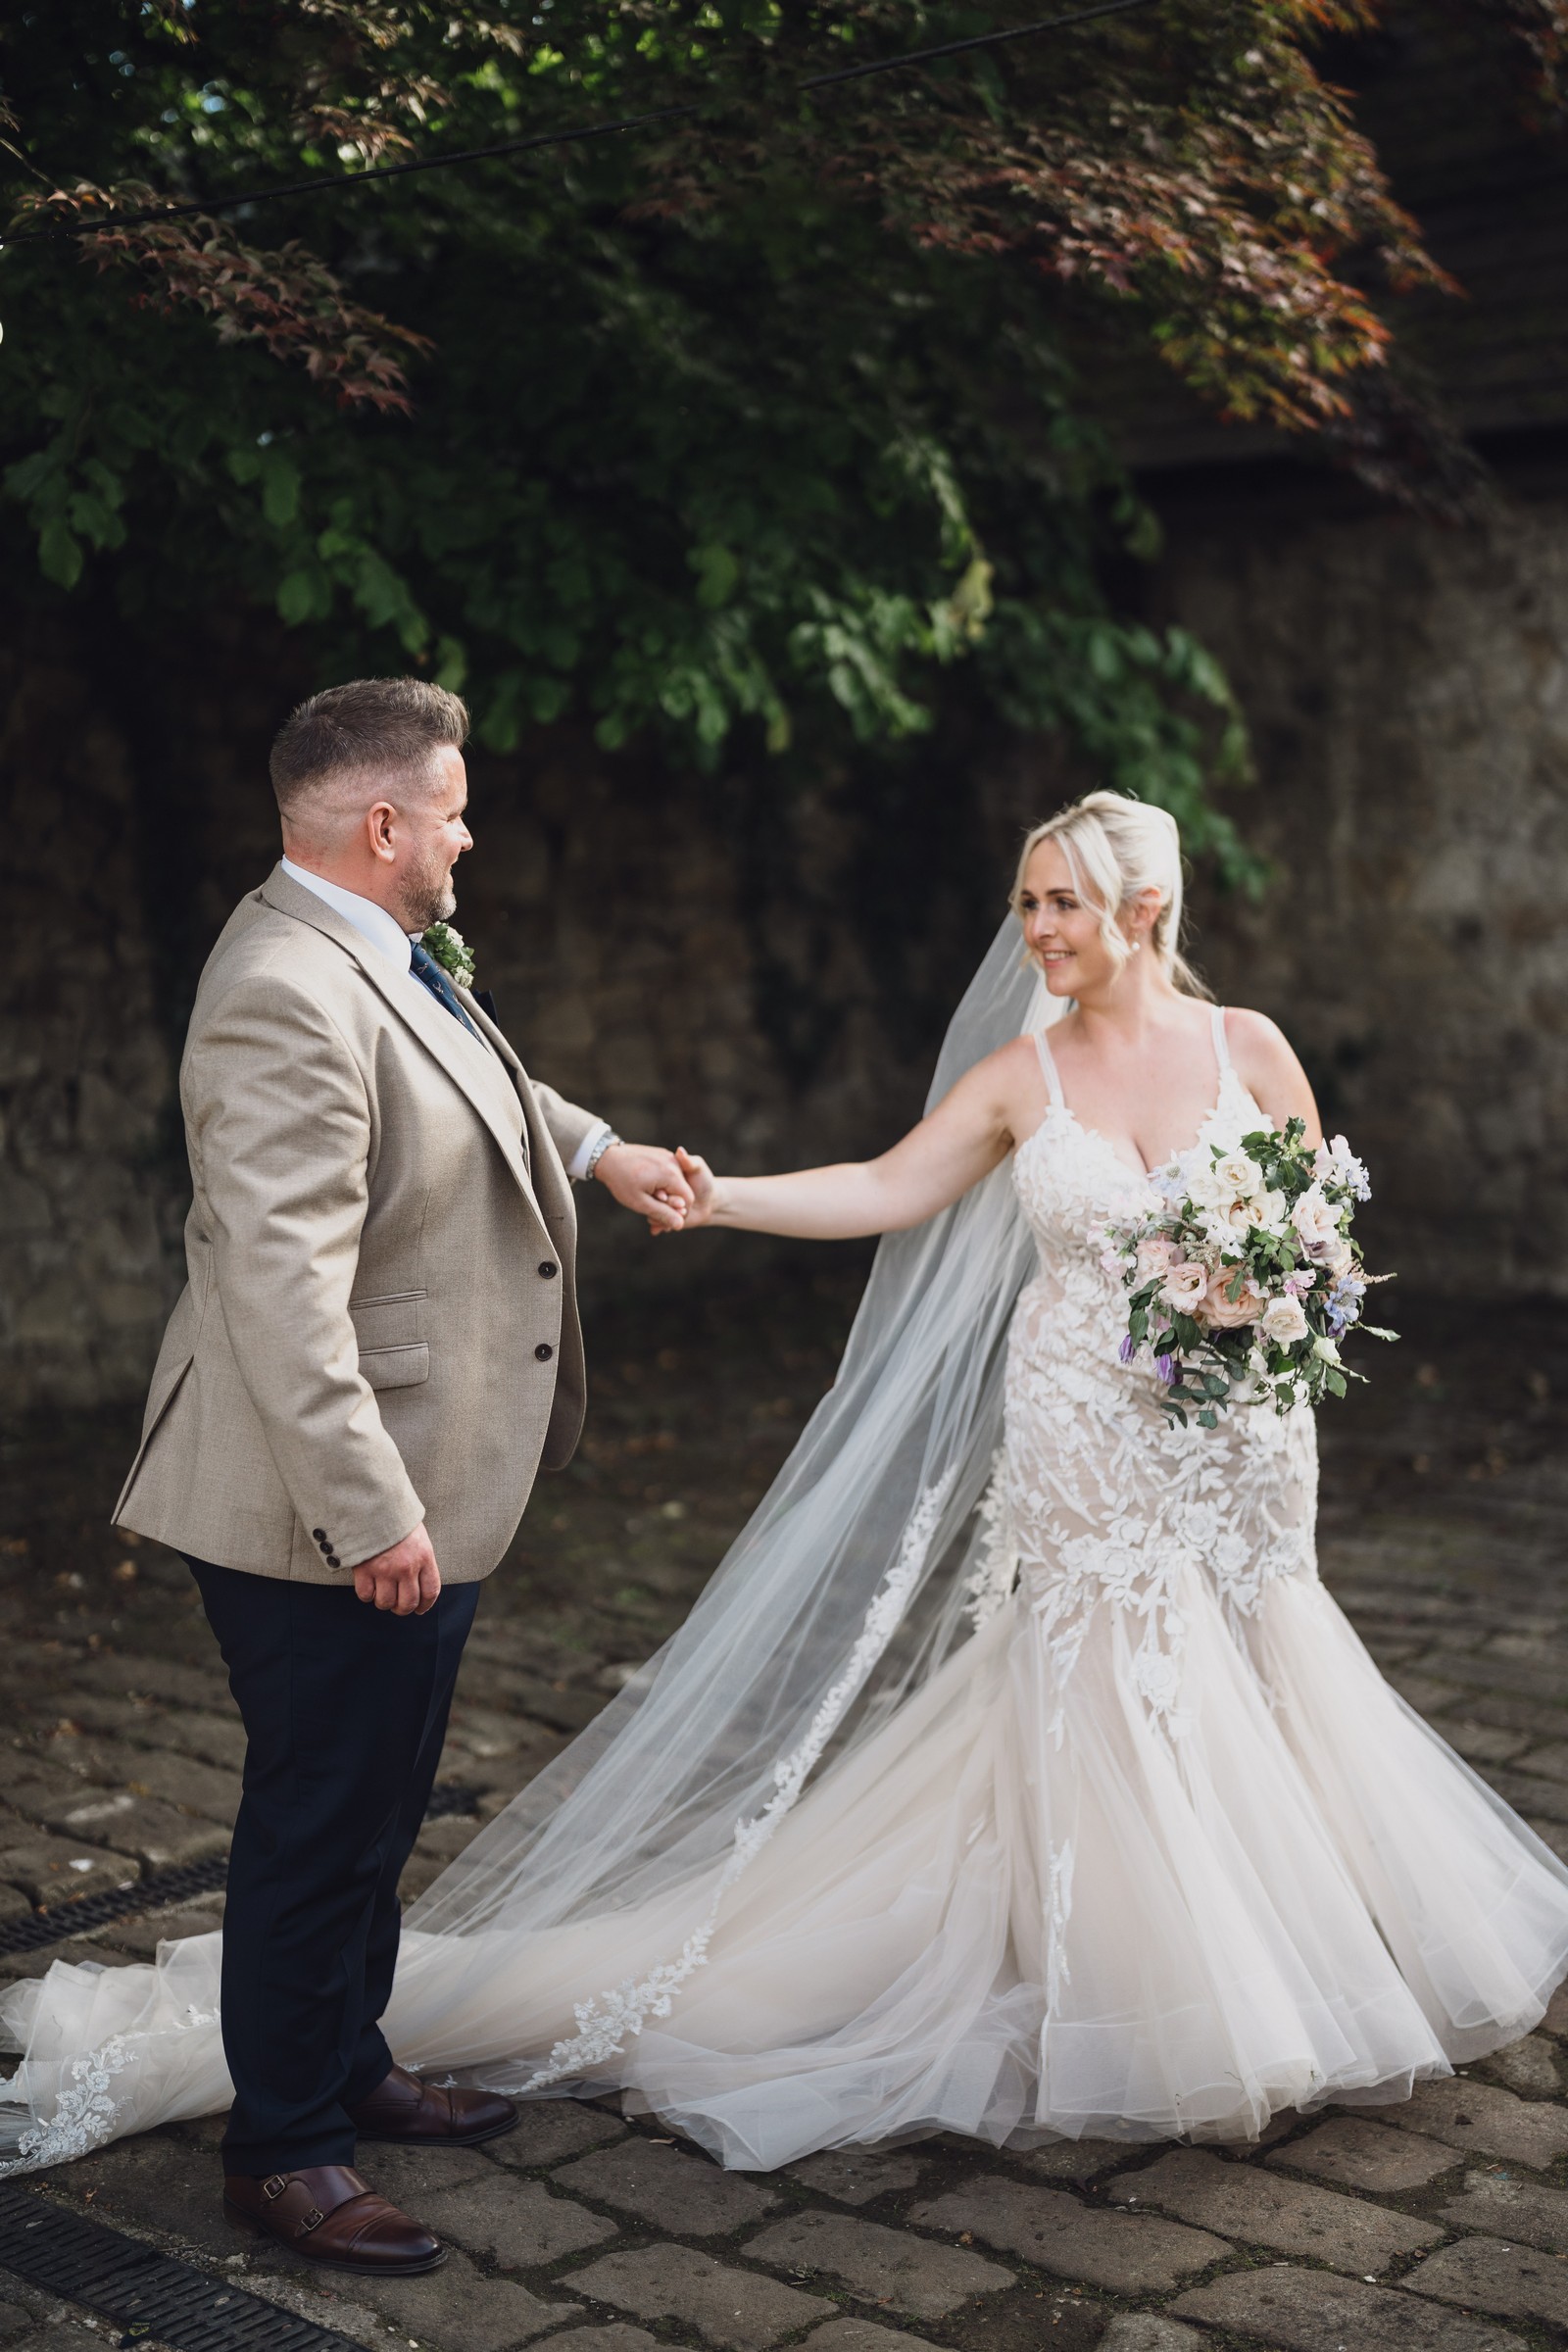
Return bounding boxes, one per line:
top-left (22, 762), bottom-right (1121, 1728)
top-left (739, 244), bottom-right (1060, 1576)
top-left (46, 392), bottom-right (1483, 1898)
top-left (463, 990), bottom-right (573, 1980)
top-left (583, 1129), bottom-right (623, 1182)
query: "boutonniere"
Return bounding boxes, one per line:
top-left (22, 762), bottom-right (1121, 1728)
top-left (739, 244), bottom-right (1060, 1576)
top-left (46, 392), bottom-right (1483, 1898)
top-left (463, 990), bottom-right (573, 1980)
top-left (422, 920), bottom-right (476, 993)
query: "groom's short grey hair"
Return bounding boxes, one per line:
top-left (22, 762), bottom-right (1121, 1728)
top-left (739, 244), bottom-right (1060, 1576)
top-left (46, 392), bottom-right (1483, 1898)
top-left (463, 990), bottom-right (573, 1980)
top-left (270, 678), bottom-right (470, 819)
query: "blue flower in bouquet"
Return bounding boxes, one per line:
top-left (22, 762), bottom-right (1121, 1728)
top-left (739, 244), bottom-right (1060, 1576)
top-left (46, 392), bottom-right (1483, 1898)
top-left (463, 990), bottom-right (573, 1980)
top-left (1326, 1274), bottom-right (1366, 1334)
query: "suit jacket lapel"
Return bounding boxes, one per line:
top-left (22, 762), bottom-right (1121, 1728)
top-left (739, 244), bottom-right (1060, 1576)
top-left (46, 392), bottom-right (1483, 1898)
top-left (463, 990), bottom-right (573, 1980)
top-left (259, 868), bottom-right (544, 1219)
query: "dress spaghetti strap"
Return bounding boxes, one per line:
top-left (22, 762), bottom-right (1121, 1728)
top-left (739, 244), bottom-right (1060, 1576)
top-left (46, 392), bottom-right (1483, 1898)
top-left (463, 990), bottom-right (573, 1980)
top-left (1210, 1004), bottom-right (1232, 1077)
top-left (1034, 1027), bottom-right (1065, 1109)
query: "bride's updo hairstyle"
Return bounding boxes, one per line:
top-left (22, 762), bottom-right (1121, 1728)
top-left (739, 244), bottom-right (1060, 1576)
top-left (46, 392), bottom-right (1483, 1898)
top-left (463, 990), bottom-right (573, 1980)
top-left (1010, 790), bottom-right (1209, 997)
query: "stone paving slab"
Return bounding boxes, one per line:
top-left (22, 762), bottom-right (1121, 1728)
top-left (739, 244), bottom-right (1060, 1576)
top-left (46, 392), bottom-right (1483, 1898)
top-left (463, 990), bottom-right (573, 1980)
top-left (415, 2172), bottom-right (619, 2268)
top-left (36, 2130), bottom-right (241, 2261)
top-left (1109, 2145), bottom-right (1443, 2274)
top-left (787, 2151), bottom-right (928, 2207)
top-left (1383, 2077), bottom-right (1568, 2166)
top-left (1172, 2264), bottom-right (1530, 2350)
top-left (564, 2242), bottom-right (835, 2351)
top-left (30, 1733), bottom-right (241, 1819)
top-left (1404, 2232), bottom-right (1568, 2328)
top-left (1482, 2032), bottom-right (1563, 2095)
top-left (1268, 2115), bottom-right (1461, 2191)
top-left (1437, 2167), bottom-right (1568, 2251)
top-left (745, 2209), bottom-right (1014, 2319)
top-left (544, 2330), bottom-right (662, 2352)
top-left (10, 1786), bottom-right (227, 1871)
top-left (554, 2137), bottom-right (780, 2236)
top-left (1099, 2319), bottom-right (1205, 2352)
top-left (490, 2103), bottom-right (630, 2170)
top-left (0, 1832), bottom-right (138, 1903)
top-left (1011, 2139), bottom-right (1130, 2182)
top-left (326, 2242), bottom-right (584, 2349)
top-left (348, 2137), bottom-right (497, 2206)
top-left (798, 2322), bottom-right (934, 2352)
top-left (910, 2178), bottom-right (1226, 2296)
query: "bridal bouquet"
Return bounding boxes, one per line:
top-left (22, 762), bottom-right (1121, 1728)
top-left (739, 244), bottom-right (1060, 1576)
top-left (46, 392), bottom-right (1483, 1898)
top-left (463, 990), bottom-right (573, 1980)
top-left (1103, 1120), bottom-right (1394, 1425)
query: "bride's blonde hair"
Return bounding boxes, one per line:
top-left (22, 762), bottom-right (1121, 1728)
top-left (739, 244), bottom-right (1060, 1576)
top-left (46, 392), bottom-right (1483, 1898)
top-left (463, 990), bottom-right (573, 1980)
top-left (1010, 790), bottom-right (1209, 998)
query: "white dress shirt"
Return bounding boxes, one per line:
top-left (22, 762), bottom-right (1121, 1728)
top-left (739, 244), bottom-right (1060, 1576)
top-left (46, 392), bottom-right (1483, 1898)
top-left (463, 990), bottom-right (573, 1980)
top-left (280, 858), bottom-right (611, 1180)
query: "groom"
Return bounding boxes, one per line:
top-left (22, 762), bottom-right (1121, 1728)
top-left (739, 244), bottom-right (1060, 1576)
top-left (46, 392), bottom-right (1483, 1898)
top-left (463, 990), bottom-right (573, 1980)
top-left (113, 678), bottom-right (691, 2277)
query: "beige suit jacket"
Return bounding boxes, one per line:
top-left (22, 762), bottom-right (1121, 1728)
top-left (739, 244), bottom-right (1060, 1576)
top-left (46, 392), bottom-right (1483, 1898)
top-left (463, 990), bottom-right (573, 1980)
top-left (114, 865), bottom-right (603, 1584)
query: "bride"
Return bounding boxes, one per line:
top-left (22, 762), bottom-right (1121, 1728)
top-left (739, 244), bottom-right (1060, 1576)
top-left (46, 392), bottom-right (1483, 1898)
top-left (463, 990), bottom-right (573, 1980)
top-left (6, 791), bottom-right (1568, 2175)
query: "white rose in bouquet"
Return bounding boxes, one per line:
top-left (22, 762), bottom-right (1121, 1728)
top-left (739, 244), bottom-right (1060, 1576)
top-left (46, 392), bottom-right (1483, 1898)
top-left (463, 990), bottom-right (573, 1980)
top-left (1292, 1184), bottom-right (1341, 1251)
top-left (1257, 1188), bottom-right (1292, 1234)
top-left (1259, 1295), bottom-right (1309, 1346)
top-left (1209, 1151), bottom-right (1264, 1200)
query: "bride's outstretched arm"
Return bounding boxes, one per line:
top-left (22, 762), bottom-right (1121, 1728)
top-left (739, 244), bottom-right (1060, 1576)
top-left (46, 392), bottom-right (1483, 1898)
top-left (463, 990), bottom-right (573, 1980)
top-left (672, 1045), bottom-right (1028, 1241)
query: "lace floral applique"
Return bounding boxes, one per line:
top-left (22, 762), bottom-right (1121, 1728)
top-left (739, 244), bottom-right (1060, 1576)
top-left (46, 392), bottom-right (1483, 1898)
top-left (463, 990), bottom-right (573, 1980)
top-left (0, 2005), bottom-right (220, 2177)
top-left (1004, 1070), bottom-right (1318, 1747)
top-left (524, 1471), bottom-right (958, 2090)
top-left (963, 1453), bottom-right (1017, 1631)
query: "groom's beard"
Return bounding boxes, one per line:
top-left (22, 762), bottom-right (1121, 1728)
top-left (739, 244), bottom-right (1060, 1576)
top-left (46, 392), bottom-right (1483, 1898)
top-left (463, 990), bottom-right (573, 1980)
top-left (393, 856), bottom-right (458, 935)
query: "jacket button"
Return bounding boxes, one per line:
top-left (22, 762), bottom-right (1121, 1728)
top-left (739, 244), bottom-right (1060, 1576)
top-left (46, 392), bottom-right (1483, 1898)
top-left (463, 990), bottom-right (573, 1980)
top-left (312, 1529), bottom-right (326, 1542)
top-left (539, 1261), bottom-right (559, 1279)
top-left (325, 1553), bottom-right (341, 1568)
top-left (535, 1342), bottom-right (554, 1361)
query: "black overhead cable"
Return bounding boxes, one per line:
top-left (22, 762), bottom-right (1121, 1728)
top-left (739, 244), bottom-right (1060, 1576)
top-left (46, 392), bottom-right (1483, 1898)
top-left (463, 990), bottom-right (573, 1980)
top-left (3, 0), bottom-right (1161, 247)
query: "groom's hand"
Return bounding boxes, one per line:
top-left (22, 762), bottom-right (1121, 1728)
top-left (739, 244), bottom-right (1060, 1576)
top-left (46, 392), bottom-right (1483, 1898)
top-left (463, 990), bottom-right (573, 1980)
top-left (594, 1143), bottom-right (694, 1236)
top-left (354, 1522), bottom-right (442, 1615)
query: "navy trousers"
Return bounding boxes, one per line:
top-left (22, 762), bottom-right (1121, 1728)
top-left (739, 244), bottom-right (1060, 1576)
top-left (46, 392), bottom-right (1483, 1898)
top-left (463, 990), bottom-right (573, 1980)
top-left (187, 1558), bottom-right (479, 2176)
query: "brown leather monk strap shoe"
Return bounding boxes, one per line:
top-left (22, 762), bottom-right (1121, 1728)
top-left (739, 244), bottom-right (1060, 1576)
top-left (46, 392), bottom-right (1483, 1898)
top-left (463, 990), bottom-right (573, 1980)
top-left (347, 2060), bottom-right (517, 2146)
top-left (224, 2164), bottom-right (446, 2276)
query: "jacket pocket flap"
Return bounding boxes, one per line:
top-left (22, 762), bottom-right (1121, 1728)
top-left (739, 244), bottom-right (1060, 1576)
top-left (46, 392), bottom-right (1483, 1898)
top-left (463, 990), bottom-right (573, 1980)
top-left (359, 1342), bottom-right (429, 1391)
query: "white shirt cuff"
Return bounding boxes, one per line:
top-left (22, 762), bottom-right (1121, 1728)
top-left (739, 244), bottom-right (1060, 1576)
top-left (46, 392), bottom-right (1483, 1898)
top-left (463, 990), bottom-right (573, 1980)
top-left (566, 1122), bottom-right (615, 1183)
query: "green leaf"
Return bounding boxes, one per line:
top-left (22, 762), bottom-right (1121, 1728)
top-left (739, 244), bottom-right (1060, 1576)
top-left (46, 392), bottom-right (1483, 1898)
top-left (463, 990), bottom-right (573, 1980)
top-left (38, 519), bottom-right (83, 589)
top-left (260, 453), bottom-right (302, 528)
top-left (276, 568), bottom-right (323, 625)
top-left (690, 542), bottom-right (740, 610)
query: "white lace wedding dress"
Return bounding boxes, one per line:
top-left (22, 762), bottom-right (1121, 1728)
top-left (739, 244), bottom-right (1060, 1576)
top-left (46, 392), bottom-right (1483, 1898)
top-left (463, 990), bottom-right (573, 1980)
top-left (6, 1008), bottom-right (1568, 2174)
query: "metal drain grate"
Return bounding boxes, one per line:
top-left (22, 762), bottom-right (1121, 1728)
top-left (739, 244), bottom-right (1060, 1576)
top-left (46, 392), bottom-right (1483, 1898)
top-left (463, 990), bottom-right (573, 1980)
top-left (0, 2181), bottom-right (364, 2349)
top-left (0, 1784), bottom-right (482, 1958)
top-left (0, 1856), bottom-right (230, 1960)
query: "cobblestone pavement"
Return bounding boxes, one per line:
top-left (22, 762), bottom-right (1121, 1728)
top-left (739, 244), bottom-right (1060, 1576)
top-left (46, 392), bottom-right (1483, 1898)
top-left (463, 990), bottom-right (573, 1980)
top-left (3, 1273), bottom-right (1568, 2352)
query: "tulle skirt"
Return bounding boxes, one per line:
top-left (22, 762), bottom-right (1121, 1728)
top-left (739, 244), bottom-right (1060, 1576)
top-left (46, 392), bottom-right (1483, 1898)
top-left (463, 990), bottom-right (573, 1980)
top-left (451, 1565), bottom-right (1565, 2169)
top-left (6, 1565), bottom-right (1568, 2175)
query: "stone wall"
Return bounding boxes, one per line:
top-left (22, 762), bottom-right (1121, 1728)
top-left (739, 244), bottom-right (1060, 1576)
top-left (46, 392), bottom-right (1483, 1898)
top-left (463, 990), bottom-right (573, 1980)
top-left (1153, 463), bottom-right (1568, 1299)
top-left (2, 457), bottom-right (1566, 1411)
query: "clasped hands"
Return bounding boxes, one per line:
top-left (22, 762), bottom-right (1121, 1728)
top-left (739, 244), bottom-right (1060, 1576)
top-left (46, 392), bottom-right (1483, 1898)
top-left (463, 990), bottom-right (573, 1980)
top-left (591, 1140), bottom-right (713, 1237)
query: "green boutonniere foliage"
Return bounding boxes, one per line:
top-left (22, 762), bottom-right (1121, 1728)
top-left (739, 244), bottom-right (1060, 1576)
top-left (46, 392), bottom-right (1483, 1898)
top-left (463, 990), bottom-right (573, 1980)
top-left (422, 921), bottom-right (475, 993)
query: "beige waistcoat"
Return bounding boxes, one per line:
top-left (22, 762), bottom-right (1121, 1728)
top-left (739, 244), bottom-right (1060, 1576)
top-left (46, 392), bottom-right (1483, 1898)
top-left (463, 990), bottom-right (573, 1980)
top-left (114, 866), bottom-right (603, 1584)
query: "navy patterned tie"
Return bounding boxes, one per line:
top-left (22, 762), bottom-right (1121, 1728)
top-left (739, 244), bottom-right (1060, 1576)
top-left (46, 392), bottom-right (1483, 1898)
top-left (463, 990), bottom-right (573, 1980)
top-left (409, 940), bottom-right (481, 1040)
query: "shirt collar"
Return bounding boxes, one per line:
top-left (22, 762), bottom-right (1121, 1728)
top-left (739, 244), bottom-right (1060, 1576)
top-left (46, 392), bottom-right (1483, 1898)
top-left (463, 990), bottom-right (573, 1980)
top-left (280, 858), bottom-right (414, 972)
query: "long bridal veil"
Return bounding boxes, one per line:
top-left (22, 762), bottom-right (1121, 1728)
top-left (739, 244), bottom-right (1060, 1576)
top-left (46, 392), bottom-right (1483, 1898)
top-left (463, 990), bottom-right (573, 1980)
top-left (0, 913), bottom-right (1057, 2170)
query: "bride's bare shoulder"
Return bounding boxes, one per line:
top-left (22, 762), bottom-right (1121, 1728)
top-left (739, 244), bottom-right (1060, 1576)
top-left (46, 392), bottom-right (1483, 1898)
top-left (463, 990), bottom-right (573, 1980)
top-left (1221, 1006), bottom-right (1317, 1119)
top-left (944, 1033), bottom-right (1048, 1126)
